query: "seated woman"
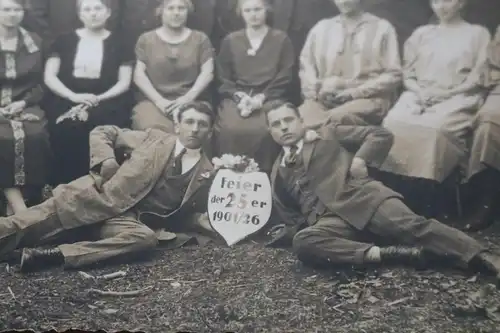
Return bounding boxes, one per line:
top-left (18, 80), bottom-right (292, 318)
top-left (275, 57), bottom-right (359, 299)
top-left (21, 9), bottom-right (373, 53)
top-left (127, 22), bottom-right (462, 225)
top-left (131, 0), bottom-right (214, 134)
top-left (22, 0), bottom-right (121, 49)
top-left (298, 0), bottom-right (402, 128)
top-left (0, 0), bottom-right (51, 214)
top-left (380, 0), bottom-right (490, 189)
top-left (214, 0), bottom-right (295, 174)
top-left (43, 0), bottom-right (133, 186)
top-left (120, 0), bottom-right (216, 57)
top-left (463, 25), bottom-right (500, 230)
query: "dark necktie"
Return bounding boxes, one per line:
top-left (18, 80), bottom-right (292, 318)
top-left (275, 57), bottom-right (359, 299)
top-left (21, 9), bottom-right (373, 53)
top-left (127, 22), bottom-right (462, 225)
top-left (172, 148), bottom-right (187, 175)
top-left (284, 144), bottom-right (299, 167)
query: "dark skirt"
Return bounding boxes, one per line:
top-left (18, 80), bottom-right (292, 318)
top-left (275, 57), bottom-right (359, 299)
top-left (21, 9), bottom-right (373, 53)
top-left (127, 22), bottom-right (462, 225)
top-left (45, 93), bottom-right (132, 186)
top-left (0, 105), bottom-right (51, 188)
top-left (213, 98), bottom-right (281, 174)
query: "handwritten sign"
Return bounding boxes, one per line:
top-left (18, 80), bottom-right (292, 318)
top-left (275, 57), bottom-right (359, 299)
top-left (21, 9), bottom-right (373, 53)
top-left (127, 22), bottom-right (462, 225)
top-left (207, 169), bottom-right (272, 246)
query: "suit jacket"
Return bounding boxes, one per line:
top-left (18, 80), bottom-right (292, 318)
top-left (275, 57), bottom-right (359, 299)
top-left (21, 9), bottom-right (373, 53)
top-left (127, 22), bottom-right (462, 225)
top-left (23, 0), bottom-right (121, 49)
top-left (271, 115), bottom-right (401, 231)
top-left (52, 126), bottom-right (213, 232)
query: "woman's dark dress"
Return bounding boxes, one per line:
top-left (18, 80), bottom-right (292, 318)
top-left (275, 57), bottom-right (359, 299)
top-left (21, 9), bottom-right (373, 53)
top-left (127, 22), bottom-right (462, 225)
top-left (43, 31), bottom-right (132, 185)
top-left (0, 29), bottom-right (51, 189)
top-left (214, 29), bottom-right (295, 174)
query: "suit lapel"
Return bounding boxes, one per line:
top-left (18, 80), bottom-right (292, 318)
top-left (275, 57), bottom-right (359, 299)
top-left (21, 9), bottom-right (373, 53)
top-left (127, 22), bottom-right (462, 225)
top-left (180, 152), bottom-right (213, 207)
top-left (270, 151), bottom-right (284, 194)
top-left (302, 140), bottom-right (317, 170)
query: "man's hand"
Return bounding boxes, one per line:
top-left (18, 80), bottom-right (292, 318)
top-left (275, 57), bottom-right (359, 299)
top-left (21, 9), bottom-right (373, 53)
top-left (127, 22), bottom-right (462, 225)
top-left (350, 157), bottom-right (368, 179)
top-left (333, 89), bottom-right (356, 104)
top-left (100, 158), bottom-right (120, 182)
top-left (318, 91), bottom-right (338, 109)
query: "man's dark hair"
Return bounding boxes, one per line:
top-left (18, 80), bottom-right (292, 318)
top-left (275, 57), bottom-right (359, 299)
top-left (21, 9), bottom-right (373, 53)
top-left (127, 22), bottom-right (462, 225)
top-left (262, 100), bottom-right (300, 125)
top-left (177, 101), bottom-right (215, 125)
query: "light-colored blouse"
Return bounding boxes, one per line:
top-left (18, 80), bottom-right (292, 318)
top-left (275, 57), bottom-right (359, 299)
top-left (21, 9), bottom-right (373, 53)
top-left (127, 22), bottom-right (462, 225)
top-left (403, 22), bottom-right (491, 92)
top-left (299, 13), bottom-right (402, 100)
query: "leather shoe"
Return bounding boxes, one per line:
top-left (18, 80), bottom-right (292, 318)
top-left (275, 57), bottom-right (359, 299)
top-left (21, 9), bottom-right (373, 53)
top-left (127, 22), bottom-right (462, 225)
top-left (20, 248), bottom-right (65, 273)
top-left (475, 251), bottom-right (500, 283)
top-left (264, 224), bottom-right (300, 248)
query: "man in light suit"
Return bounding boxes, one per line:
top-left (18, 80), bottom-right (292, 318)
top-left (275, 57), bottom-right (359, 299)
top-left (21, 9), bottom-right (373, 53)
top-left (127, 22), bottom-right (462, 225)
top-left (265, 100), bottom-right (500, 283)
top-left (0, 101), bottom-right (215, 272)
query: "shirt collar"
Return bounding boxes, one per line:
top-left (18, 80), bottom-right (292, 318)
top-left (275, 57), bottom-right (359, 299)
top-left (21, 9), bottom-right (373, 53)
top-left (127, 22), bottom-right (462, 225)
top-left (332, 12), bottom-right (373, 27)
top-left (175, 138), bottom-right (201, 157)
top-left (282, 139), bottom-right (304, 158)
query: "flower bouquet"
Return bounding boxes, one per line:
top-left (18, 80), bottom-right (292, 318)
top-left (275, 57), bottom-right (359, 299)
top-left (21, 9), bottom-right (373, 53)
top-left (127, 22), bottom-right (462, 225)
top-left (212, 154), bottom-right (260, 173)
top-left (56, 104), bottom-right (89, 124)
top-left (0, 110), bottom-right (40, 122)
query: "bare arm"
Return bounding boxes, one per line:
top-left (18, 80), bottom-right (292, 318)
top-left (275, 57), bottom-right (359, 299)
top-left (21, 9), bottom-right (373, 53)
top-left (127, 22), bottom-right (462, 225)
top-left (43, 56), bottom-right (76, 101)
top-left (184, 58), bottom-right (214, 100)
top-left (98, 65), bottom-right (133, 102)
top-left (133, 60), bottom-right (166, 104)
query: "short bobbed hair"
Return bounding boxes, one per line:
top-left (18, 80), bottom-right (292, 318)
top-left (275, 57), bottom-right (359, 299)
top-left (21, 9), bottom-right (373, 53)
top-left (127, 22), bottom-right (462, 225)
top-left (0, 0), bottom-right (29, 9)
top-left (235, 0), bottom-right (272, 16)
top-left (156, 0), bottom-right (194, 17)
top-left (77, 0), bottom-right (112, 11)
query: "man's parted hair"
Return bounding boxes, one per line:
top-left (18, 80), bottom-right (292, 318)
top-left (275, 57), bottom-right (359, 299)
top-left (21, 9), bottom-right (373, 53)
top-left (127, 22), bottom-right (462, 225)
top-left (177, 101), bottom-right (215, 125)
top-left (262, 100), bottom-right (300, 125)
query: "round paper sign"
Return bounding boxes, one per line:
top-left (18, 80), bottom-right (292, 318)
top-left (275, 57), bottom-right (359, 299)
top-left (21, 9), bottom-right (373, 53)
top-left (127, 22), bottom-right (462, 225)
top-left (207, 169), bottom-right (272, 246)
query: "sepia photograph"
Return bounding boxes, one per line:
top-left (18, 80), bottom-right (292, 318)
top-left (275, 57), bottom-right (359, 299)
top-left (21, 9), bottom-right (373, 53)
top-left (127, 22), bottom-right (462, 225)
top-left (0, 0), bottom-right (500, 331)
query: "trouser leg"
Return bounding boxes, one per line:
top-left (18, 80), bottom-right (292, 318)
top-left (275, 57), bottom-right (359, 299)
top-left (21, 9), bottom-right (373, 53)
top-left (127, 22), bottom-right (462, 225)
top-left (0, 198), bottom-right (65, 256)
top-left (58, 211), bottom-right (158, 269)
top-left (293, 216), bottom-right (374, 265)
top-left (367, 198), bottom-right (485, 267)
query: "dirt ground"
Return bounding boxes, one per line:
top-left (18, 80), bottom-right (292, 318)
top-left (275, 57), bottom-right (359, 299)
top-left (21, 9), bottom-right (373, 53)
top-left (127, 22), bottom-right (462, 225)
top-left (1, 223), bottom-right (500, 332)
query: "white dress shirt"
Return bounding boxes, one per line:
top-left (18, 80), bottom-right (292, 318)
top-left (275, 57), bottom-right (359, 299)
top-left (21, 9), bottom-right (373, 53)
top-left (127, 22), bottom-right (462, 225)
top-left (174, 139), bottom-right (201, 174)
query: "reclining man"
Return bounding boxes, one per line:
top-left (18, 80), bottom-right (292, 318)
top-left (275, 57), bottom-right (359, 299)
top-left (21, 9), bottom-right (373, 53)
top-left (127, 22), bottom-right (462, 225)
top-left (0, 101), bottom-right (215, 272)
top-left (265, 100), bottom-right (500, 283)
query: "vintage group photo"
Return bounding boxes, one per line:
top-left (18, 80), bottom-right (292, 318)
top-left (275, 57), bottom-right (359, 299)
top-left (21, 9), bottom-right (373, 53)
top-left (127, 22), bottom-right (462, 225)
top-left (0, 0), bottom-right (500, 331)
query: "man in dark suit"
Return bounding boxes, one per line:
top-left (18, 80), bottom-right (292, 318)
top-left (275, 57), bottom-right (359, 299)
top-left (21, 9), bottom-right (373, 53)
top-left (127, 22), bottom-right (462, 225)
top-left (265, 100), bottom-right (500, 282)
top-left (0, 101), bottom-right (215, 273)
